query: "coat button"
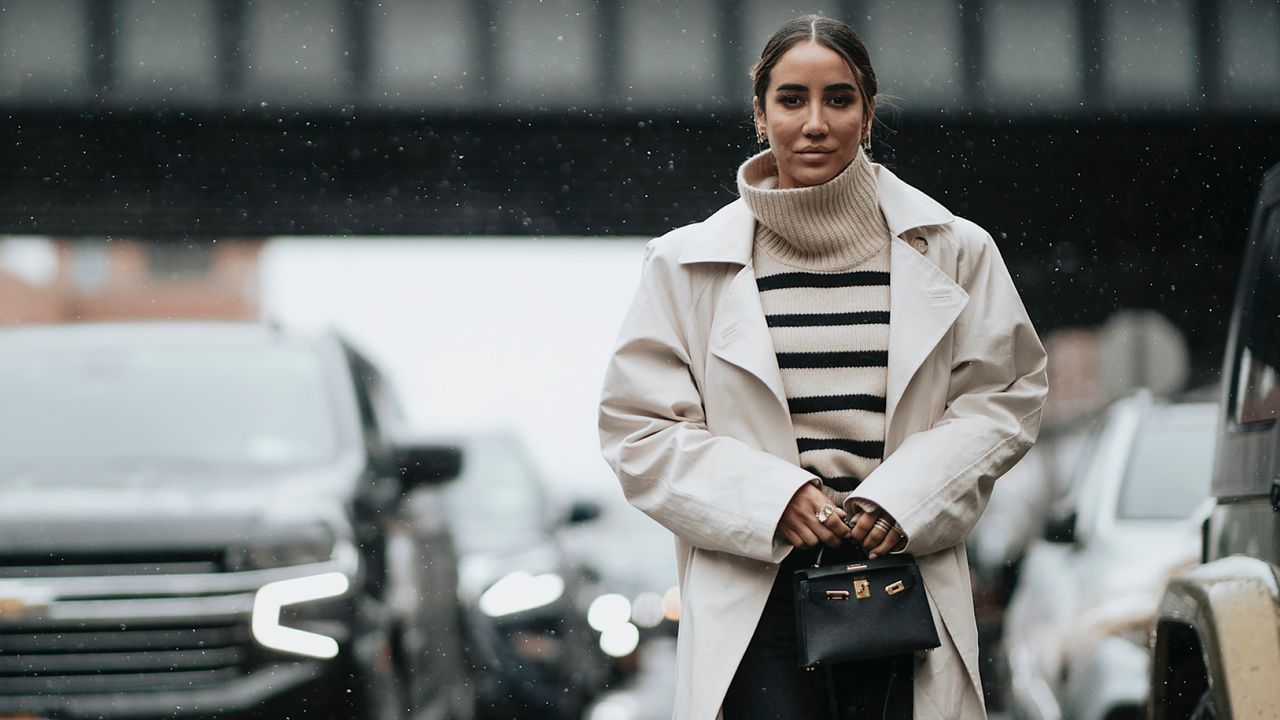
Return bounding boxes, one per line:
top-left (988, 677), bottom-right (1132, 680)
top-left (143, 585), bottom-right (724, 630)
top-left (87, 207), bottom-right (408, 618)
top-left (911, 236), bottom-right (929, 254)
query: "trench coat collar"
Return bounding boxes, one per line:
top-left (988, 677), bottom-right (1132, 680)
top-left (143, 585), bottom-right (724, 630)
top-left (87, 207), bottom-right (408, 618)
top-left (678, 163), bottom-right (956, 266)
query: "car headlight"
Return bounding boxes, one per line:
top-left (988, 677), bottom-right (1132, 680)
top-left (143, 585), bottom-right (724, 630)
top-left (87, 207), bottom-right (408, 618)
top-left (251, 572), bottom-right (351, 658)
top-left (478, 571), bottom-right (566, 617)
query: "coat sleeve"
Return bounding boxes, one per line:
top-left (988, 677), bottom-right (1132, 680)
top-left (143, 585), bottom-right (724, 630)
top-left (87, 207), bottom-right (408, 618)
top-left (598, 240), bottom-right (818, 564)
top-left (850, 226), bottom-right (1049, 557)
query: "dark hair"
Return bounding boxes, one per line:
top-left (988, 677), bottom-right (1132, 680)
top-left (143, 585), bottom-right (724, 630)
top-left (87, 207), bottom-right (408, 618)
top-left (751, 15), bottom-right (878, 118)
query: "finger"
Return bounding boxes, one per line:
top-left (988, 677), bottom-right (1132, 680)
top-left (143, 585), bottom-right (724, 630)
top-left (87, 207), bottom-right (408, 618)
top-left (850, 511), bottom-right (878, 543)
top-left (869, 528), bottom-right (902, 559)
top-left (816, 507), bottom-right (852, 538)
top-left (782, 529), bottom-right (803, 548)
top-left (832, 515), bottom-right (854, 540)
top-left (862, 520), bottom-right (890, 553)
top-left (795, 526), bottom-right (821, 549)
top-left (809, 520), bottom-right (842, 549)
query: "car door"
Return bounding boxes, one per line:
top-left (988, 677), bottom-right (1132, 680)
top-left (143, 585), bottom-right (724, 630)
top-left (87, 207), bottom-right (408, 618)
top-left (1211, 166), bottom-right (1280, 562)
top-left (345, 347), bottom-right (468, 714)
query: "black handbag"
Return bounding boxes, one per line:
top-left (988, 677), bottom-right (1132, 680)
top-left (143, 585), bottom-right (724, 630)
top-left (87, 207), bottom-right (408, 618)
top-left (792, 543), bottom-right (940, 669)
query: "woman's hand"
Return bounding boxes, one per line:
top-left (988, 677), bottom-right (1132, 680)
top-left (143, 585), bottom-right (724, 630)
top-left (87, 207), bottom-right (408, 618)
top-left (775, 484), bottom-right (853, 549)
top-left (847, 504), bottom-right (903, 559)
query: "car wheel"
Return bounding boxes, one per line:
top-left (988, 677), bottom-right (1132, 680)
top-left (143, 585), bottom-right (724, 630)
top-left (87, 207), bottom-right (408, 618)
top-left (1189, 690), bottom-right (1216, 720)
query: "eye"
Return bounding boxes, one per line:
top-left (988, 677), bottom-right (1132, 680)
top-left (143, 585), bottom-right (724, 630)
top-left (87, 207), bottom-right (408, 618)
top-left (779, 95), bottom-right (802, 107)
top-left (829, 94), bottom-right (855, 108)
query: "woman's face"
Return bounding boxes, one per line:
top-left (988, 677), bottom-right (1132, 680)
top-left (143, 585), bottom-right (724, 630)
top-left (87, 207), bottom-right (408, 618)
top-left (754, 42), bottom-right (874, 189)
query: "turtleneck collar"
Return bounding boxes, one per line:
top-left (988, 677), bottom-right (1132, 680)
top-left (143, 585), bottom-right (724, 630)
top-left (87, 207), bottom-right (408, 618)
top-left (737, 146), bottom-right (892, 271)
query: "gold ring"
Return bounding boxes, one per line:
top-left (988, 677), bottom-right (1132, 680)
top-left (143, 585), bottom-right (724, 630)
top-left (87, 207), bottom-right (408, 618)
top-left (816, 505), bottom-right (836, 523)
top-left (874, 518), bottom-right (893, 532)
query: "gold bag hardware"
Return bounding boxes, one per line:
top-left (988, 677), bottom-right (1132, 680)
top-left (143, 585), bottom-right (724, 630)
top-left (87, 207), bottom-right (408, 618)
top-left (826, 590), bottom-right (851, 601)
top-left (885, 580), bottom-right (906, 596)
top-left (845, 563), bottom-right (868, 571)
top-left (854, 579), bottom-right (871, 599)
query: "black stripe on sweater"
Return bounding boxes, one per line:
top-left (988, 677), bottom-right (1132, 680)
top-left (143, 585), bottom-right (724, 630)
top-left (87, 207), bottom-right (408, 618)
top-left (766, 311), bottom-right (890, 327)
top-left (756, 271), bottom-right (891, 291)
top-left (797, 437), bottom-right (885, 460)
top-left (787, 394), bottom-right (887, 414)
top-left (802, 467), bottom-right (862, 493)
top-left (776, 351), bottom-right (888, 369)
top-left (822, 476), bottom-right (863, 492)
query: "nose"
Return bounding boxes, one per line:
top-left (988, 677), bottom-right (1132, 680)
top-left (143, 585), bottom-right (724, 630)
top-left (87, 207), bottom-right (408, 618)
top-left (802, 103), bottom-right (828, 137)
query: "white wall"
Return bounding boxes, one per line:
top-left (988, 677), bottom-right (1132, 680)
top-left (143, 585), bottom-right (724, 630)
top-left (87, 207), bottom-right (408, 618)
top-left (260, 237), bottom-right (648, 504)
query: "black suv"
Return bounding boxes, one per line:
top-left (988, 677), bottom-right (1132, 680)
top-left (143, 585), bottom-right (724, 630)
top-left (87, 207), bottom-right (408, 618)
top-left (0, 322), bottom-right (472, 719)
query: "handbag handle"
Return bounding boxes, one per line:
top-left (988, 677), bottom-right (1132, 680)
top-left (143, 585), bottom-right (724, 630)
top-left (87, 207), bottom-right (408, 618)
top-left (811, 541), bottom-right (870, 568)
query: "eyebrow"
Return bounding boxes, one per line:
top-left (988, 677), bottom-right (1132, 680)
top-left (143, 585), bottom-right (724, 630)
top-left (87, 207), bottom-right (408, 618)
top-left (775, 82), bottom-right (858, 93)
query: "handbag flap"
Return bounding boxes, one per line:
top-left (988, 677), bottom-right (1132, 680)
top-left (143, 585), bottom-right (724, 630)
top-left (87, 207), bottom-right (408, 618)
top-left (796, 553), bottom-right (919, 582)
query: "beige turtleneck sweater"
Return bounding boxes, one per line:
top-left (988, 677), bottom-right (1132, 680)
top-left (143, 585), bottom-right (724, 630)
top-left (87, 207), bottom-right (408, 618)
top-left (738, 147), bottom-right (894, 519)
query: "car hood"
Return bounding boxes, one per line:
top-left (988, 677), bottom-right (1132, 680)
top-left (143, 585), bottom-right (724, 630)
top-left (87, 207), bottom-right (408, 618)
top-left (0, 457), bottom-right (363, 554)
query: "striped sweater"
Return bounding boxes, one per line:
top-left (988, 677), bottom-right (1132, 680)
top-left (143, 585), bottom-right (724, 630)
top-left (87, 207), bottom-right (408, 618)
top-left (738, 147), bottom-right (892, 513)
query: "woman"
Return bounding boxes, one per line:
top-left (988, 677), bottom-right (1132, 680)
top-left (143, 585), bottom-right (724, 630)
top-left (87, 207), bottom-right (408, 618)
top-left (599, 15), bottom-right (1047, 720)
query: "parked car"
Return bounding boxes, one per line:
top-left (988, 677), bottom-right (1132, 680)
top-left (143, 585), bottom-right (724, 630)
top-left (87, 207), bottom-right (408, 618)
top-left (423, 434), bottom-right (610, 720)
top-left (1151, 160), bottom-right (1280, 719)
top-left (1003, 390), bottom-right (1216, 720)
top-left (0, 322), bottom-right (472, 720)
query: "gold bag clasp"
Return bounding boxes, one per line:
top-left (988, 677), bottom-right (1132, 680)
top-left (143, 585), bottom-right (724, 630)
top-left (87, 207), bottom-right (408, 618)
top-left (885, 580), bottom-right (906, 596)
top-left (826, 590), bottom-right (851, 601)
top-left (854, 579), bottom-right (871, 599)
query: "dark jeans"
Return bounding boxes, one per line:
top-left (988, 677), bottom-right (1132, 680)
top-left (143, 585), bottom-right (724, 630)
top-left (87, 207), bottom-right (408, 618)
top-left (722, 546), bottom-right (914, 720)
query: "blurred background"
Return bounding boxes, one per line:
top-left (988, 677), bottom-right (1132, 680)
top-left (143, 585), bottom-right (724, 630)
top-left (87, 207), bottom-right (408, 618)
top-left (1, 1), bottom-right (1279, 719)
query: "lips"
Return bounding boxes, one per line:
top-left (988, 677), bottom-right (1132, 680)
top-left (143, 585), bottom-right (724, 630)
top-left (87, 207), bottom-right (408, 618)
top-left (794, 147), bottom-right (836, 165)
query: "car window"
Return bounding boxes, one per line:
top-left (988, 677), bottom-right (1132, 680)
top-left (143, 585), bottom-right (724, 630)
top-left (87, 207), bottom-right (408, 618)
top-left (445, 438), bottom-right (547, 553)
top-left (1116, 404), bottom-right (1216, 520)
top-left (1235, 206), bottom-right (1280, 425)
top-left (0, 343), bottom-right (339, 473)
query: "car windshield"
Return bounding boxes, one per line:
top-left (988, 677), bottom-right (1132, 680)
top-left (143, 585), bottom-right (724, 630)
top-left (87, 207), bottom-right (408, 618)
top-left (444, 438), bottom-right (547, 554)
top-left (0, 337), bottom-right (340, 474)
top-left (1116, 403), bottom-right (1216, 520)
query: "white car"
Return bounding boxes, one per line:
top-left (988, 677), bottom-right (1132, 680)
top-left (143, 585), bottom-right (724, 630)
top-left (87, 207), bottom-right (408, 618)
top-left (1002, 390), bottom-right (1216, 720)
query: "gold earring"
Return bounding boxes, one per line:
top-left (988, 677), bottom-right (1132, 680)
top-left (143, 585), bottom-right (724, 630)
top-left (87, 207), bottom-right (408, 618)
top-left (757, 127), bottom-right (768, 144)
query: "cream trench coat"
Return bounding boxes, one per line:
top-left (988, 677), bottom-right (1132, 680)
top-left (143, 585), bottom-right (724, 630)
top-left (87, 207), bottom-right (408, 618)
top-left (598, 163), bottom-right (1048, 720)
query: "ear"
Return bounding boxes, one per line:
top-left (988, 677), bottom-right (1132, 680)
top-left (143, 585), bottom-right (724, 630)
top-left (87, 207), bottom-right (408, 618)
top-left (752, 97), bottom-right (769, 142)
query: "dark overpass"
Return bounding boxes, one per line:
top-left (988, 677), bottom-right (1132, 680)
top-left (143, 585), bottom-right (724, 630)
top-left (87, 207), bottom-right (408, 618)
top-left (2, 0), bottom-right (1279, 378)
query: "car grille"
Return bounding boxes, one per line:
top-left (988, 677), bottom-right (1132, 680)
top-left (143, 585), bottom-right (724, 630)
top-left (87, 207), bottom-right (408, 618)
top-left (0, 545), bottom-right (353, 705)
top-left (0, 551), bottom-right (225, 579)
top-left (0, 550), bottom-right (273, 699)
top-left (0, 621), bottom-right (252, 696)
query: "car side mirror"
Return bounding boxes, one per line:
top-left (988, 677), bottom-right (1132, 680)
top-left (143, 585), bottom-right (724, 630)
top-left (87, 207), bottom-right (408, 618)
top-left (565, 499), bottom-right (602, 525)
top-left (395, 444), bottom-right (463, 490)
top-left (1042, 512), bottom-right (1077, 544)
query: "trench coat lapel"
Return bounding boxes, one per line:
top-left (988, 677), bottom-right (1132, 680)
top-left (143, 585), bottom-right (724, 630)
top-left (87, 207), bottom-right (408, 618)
top-left (885, 238), bottom-right (968, 431)
top-left (708, 263), bottom-right (790, 411)
top-left (682, 200), bottom-right (792, 415)
top-left (875, 164), bottom-right (968, 434)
